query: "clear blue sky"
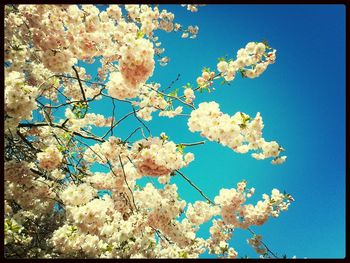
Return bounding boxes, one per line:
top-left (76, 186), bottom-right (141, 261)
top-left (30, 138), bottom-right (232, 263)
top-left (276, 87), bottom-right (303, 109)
top-left (76, 4), bottom-right (345, 258)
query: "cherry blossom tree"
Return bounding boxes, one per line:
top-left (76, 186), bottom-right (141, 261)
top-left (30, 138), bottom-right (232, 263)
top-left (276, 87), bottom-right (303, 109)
top-left (4, 4), bottom-right (294, 258)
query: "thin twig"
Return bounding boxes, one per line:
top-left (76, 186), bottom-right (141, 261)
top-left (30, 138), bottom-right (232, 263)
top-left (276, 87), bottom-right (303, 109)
top-left (247, 228), bottom-right (278, 259)
top-left (54, 74), bottom-right (106, 87)
top-left (132, 106), bottom-right (151, 136)
top-left (102, 111), bottom-right (135, 139)
top-left (118, 155), bottom-right (137, 212)
top-left (100, 93), bottom-right (132, 104)
top-left (176, 141), bottom-right (206, 147)
top-left (18, 122), bottom-right (105, 142)
top-left (16, 130), bottom-right (39, 152)
top-left (72, 66), bottom-right (87, 103)
top-left (123, 127), bottom-right (141, 143)
top-left (110, 98), bottom-right (116, 137)
top-left (161, 73), bottom-right (181, 93)
top-left (175, 169), bottom-right (214, 205)
top-left (145, 84), bottom-right (195, 110)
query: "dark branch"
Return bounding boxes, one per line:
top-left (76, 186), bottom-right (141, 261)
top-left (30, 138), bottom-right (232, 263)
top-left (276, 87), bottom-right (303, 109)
top-left (72, 66), bottom-right (87, 103)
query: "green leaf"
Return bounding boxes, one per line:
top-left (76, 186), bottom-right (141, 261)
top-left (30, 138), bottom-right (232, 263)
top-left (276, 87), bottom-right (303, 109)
top-left (182, 83), bottom-right (192, 89)
top-left (68, 225), bottom-right (77, 233)
top-left (239, 69), bottom-right (247, 78)
top-left (21, 87), bottom-right (32, 95)
top-left (168, 88), bottom-right (178, 97)
top-left (72, 103), bottom-right (88, 119)
top-left (240, 112), bottom-right (251, 124)
top-left (136, 30), bottom-right (144, 39)
top-left (160, 133), bottom-right (169, 142)
top-left (105, 244), bottom-right (113, 252)
top-left (262, 40), bottom-right (271, 49)
top-left (202, 67), bottom-right (210, 73)
top-left (12, 225), bottom-right (21, 232)
top-left (5, 5), bottom-right (15, 13)
top-left (12, 45), bottom-right (23, 51)
top-left (176, 144), bottom-right (185, 154)
top-left (57, 145), bottom-right (66, 152)
top-left (221, 244), bottom-right (229, 254)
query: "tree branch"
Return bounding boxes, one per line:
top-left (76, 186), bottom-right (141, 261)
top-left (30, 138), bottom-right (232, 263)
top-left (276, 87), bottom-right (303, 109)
top-left (123, 127), bottom-right (141, 143)
top-left (72, 66), bottom-right (87, 103)
top-left (161, 73), bottom-right (181, 93)
top-left (247, 228), bottom-right (278, 259)
top-left (144, 84), bottom-right (195, 110)
top-left (176, 141), bottom-right (206, 147)
top-left (117, 156), bottom-right (137, 212)
top-left (175, 169), bottom-right (215, 205)
top-left (18, 122), bottom-right (105, 142)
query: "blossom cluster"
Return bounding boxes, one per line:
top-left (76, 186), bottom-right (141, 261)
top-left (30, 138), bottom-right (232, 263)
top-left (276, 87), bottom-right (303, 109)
top-left (158, 106), bottom-right (183, 119)
top-left (26, 63), bottom-right (60, 102)
top-left (5, 161), bottom-right (58, 214)
top-left (181, 4), bottom-right (205, 12)
top-left (134, 83), bottom-right (168, 121)
top-left (206, 219), bottom-right (235, 256)
top-left (119, 34), bottom-right (155, 88)
top-left (41, 49), bottom-right (78, 74)
top-left (83, 136), bottom-right (128, 164)
top-left (8, 4), bottom-right (198, 81)
top-left (52, 200), bottom-right (154, 258)
top-left (20, 126), bottom-right (68, 156)
top-left (195, 42), bottom-right (277, 90)
top-left (5, 217), bottom-right (33, 248)
top-left (84, 161), bottom-right (142, 196)
top-left (195, 70), bottom-right (216, 89)
top-left (64, 108), bottom-right (113, 133)
top-left (37, 145), bottom-right (63, 171)
top-left (132, 83), bottom-right (185, 121)
top-left (134, 183), bottom-right (200, 249)
top-left (188, 101), bottom-right (287, 164)
top-left (4, 4), bottom-right (293, 259)
top-left (106, 71), bottom-right (140, 100)
top-left (217, 42), bottom-right (276, 81)
top-left (60, 183), bottom-right (96, 206)
top-left (214, 181), bottom-right (293, 228)
top-left (131, 135), bottom-right (195, 177)
top-left (185, 201), bottom-right (220, 226)
top-left (247, 235), bottom-right (267, 255)
top-left (61, 68), bottom-right (103, 101)
top-left (184, 88), bottom-right (195, 103)
top-left (52, 182), bottom-right (206, 258)
top-left (5, 71), bottom-right (38, 122)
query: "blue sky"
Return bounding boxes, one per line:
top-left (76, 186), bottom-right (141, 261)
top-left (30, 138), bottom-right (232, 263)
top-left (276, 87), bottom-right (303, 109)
top-left (60, 5), bottom-right (345, 258)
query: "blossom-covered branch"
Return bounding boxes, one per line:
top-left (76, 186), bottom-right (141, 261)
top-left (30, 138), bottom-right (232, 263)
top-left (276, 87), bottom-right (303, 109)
top-left (4, 4), bottom-right (293, 259)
